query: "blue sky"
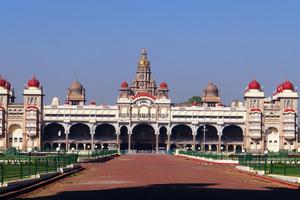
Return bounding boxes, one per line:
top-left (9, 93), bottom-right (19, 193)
top-left (0, 0), bottom-right (300, 105)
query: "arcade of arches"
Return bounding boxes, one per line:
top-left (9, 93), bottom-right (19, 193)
top-left (42, 123), bottom-right (244, 153)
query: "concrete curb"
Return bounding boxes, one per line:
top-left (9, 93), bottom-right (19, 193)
top-left (176, 154), bottom-right (238, 166)
top-left (233, 167), bottom-right (300, 190)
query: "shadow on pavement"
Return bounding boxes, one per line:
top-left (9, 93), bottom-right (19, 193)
top-left (18, 183), bottom-right (300, 200)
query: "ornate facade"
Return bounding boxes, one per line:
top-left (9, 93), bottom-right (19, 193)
top-left (0, 49), bottom-right (298, 153)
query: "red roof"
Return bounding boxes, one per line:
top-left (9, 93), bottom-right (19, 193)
top-left (282, 80), bottom-right (294, 91)
top-left (276, 83), bottom-right (283, 93)
top-left (121, 81), bottom-right (128, 89)
top-left (132, 92), bottom-right (156, 100)
top-left (160, 82), bottom-right (168, 89)
top-left (250, 108), bottom-right (262, 112)
top-left (0, 78), bottom-right (6, 88)
top-left (248, 80), bottom-right (261, 90)
top-left (28, 75), bottom-right (40, 88)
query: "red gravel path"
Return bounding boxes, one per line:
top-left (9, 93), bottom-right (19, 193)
top-left (18, 155), bottom-right (300, 200)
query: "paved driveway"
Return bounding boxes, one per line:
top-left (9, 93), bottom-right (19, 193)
top-left (18, 155), bottom-right (300, 200)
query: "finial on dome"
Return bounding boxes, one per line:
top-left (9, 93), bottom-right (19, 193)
top-left (138, 48), bottom-right (150, 67)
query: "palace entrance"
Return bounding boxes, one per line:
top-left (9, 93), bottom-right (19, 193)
top-left (131, 124), bottom-right (156, 151)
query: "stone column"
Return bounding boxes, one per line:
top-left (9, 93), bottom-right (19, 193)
top-left (65, 132), bottom-right (69, 151)
top-left (167, 134), bottom-right (170, 151)
top-left (128, 131), bottom-right (131, 152)
top-left (192, 135), bottom-right (196, 151)
top-left (156, 134), bottom-right (159, 153)
top-left (116, 132), bottom-right (120, 153)
top-left (218, 135), bottom-right (221, 153)
top-left (91, 131), bottom-right (95, 151)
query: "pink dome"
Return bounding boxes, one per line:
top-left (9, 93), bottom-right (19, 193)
top-left (160, 82), bottom-right (168, 89)
top-left (282, 80), bottom-right (294, 91)
top-left (28, 75), bottom-right (40, 88)
top-left (248, 80), bottom-right (261, 90)
top-left (121, 81), bottom-right (128, 88)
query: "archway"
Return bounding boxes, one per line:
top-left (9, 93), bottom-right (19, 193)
top-left (70, 143), bottom-right (76, 150)
top-left (8, 124), bottom-right (23, 150)
top-left (44, 143), bottom-right (51, 151)
top-left (94, 143), bottom-right (101, 150)
top-left (170, 124), bottom-right (193, 148)
top-left (221, 125), bottom-right (243, 143)
top-left (52, 143), bottom-right (59, 151)
top-left (131, 124), bottom-right (155, 150)
top-left (94, 124), bottom-right (117, 143)
top-left (78, 143), bottom-right (84, 150)
top-left (197, 125), bottom-right (218, 146)
top-left (236, 145), bottom-right (242, 153)
top-left (43, 123), bottom-right (66, 142)
top-left (69, 123), bottom-right (91, 141)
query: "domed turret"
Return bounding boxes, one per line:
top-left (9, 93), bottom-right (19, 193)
top-left (121, 81), bottom-right (129, 89)
top-left (203, 81), bottom-right (219, 97)
top-left (69, 80), bottom-right (83, 95)
top-left (202, 81), bottom-right (221, 107)
top-left (160, 82), bottom-right (168, 89)
top-left (282, 80), bottom-right (294, 91)
top-left (248, 80), bottom-right (261, 90)
top-left (67, 80), bottom-right (86, 105)
top-left (27, 75), bottom-right (40, 88)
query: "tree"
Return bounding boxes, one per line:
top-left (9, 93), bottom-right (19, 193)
top-left (187, 96), bottom-right (201, 104)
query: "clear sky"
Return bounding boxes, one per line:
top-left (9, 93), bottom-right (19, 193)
top-left (0, 0), bottom-right (300, 105)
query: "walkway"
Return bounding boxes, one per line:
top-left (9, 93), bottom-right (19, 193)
top-left (18, 155), bottom-right (300, 200)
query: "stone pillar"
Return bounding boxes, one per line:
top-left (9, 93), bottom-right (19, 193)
top-left (116, 132), bottom-right (120, 153)
top-left (208, 145), bottom-right (211, 152)
top-left (65, 133), bottom-right (69, 151)
top-left (156, 133), bottom-right (159, 153)
top-left (128, 131), bottom-right (131, 152)
top-left (218, 135), bottom-right (221, 153)
top-left (192, 135), bottom-right (196, 151)
top-left (91, 131), bottom-right (95, 151)
top-left (234, 145), bottom-right (236, 153)
top-left (167, 134), bottom-right (170, 151)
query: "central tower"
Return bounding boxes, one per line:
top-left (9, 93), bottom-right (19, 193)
top-left (130, 48), bottom-right (157, 96)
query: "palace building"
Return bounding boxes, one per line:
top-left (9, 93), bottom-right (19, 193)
top-left (0, 49), bottom-right (298, 153)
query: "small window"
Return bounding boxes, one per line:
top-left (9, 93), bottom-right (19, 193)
top-left (9, 138), bottom-right (12, 142)
top-left (256, 142), bottom-right (260, 145)
top-left (19, 138), bottom-right (23, 142)
top-left (250, 142), bottom-right (253, 145)
top-left (291, 143), bottom-right (293, 145)
top-left (269, 140), bottom-right (272, 143)
top-left (14, 137), bottom-right (18, 142)
top-left (284, 142), bottom-right (287, 145)
top-left (274, 140), bottom-right (277, 143)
